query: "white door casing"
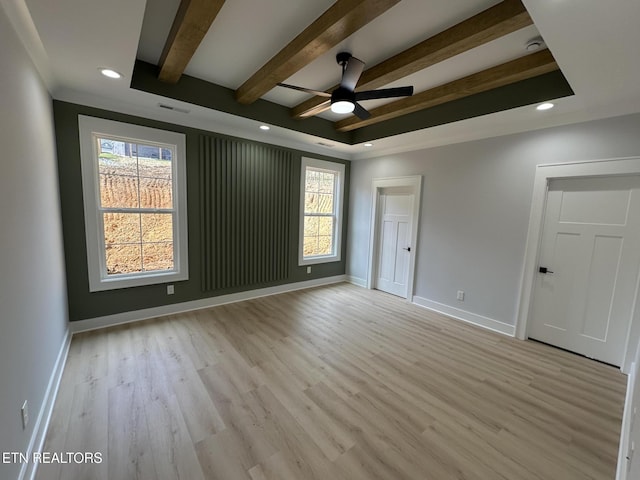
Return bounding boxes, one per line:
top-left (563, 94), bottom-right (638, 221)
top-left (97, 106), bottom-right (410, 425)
top-left (517, 157), bottom-right (640, 373)
top-left (367, 176), bottom-right (422, 300)
top-left (528, 176), bottom-right (640, 366)
top-left (375, 189), bottom-right (413, 297)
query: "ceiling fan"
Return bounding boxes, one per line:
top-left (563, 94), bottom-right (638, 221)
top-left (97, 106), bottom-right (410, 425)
top-left (277, 52), bottom-right (414, 119)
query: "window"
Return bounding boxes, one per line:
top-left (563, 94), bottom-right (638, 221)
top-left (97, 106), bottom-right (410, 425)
top-left (78, 116), bottom-right (188, 291)
top-left (299, 157), bottom-right (345, 265)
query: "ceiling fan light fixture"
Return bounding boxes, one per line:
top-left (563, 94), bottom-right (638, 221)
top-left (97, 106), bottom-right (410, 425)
top-left (331, 100), bottom-right (355, 114)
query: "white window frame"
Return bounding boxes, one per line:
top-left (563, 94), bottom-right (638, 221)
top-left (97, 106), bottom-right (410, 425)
top-left (78, 115), bottom-right (188, 291)
top-left (298, 157), bottom-right (345, 266)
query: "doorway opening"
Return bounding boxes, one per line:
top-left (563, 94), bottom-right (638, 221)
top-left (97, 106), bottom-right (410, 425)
top-left (367, 176), bottom-right (422, 300)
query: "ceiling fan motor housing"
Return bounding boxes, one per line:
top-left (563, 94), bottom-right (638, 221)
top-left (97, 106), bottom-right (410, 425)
top-left (331, 86), bottom-right (355, 104)
top-left (336, 51), bottom-right (353, 67)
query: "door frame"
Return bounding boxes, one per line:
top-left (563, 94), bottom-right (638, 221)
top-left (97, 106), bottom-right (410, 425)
top-left (367, 176), bottom-right (422, 300)
top-left (516, 156), bottom-right (640, 373)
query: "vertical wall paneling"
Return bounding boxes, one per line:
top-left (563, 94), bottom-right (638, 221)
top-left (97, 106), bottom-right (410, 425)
top-left (200, 136), bottom-right (292, 291)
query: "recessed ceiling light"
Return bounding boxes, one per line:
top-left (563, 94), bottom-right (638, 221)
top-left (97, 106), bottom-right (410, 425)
top-left (259, 125), bottom-right (270, 131)
top-left (99, 68), bottom-right (123, 79)
top-left (536, 102), bottom-right (555, 111)
top-left (364, 143), bottom-right (373, 147)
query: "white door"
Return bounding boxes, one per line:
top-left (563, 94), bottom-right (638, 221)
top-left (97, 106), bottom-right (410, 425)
top-left (529, 176), bottom-right (640, 366)
top-left (375, 188), bottom-right (414, 298)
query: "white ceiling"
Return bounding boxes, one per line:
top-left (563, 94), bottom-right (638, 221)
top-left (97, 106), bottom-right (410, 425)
top-left (6, 0), bottom-right (640, 160)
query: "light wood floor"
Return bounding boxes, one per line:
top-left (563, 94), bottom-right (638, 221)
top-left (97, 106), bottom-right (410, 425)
top-left (37, 283), bottom-right (626, 480)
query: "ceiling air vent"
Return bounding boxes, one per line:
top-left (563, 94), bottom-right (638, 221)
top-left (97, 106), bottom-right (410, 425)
top-left (158, 103), bottom-right (190, 114)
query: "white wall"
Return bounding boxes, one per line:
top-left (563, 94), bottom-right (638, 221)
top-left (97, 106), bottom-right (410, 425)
top-left (0, 5), bottom-right (69, 480)
top-left (348, 113), bottom-right (640, 327)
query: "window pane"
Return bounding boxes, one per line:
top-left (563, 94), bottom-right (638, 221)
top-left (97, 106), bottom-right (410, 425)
top-left (139, 177), bottom-right (173, 209)
top-left (98, 140), bottom-right (138, 176)
top-left (161, 148), bottom-right (173, 161)
top-left (317, 235), bottom-right (333, 256)
top-left (304, 215), bottom-right (319, 237)
top-left (106, 244), bottom-right (142, 275)
top-left (305, 192), bottom-right (319, 214)
top-left (103, 213), bottom-right (141, 245)
top-left (318, 216), bottom-right (334, 238)
top-left (142, 242), bottom-right (174, 271)
top-left (141, 213), bottom-right (173, 243)
top-left (305, 169), bottom-right (320, 192)
top-left (99, 174), bottom-right (139, 208)
top-left (303, 236), bottom-right (318, 257)
top-left (319, 172), bottom-right (335, 193)
top-left (303, 215), bottom-right (334, 258)
top-left (318, 194), bottom-right (334, 214)
top-left (138, 152), bottom-right (172, 179)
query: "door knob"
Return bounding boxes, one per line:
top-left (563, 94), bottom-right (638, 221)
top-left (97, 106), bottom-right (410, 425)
top-left (539, 267), bottom-right (554, 274)
top-left (402, 247), bottom-right (411, 252)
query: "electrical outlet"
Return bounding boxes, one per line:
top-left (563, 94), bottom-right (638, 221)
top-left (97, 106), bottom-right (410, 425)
top-left (21, 401), bottom-right (28, 429)
top-left (457, 290), bottom-right (465, 301)
top-left (307, 266), bottom-right (312, 274)
top-left (167, 284), bottom-right (174, 295)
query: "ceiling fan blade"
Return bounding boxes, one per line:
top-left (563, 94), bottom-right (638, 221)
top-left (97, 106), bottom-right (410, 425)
top-left (355, 86), bottom-right (414, 101)
top-left (276, 83), bottom-right (331, 98)
top-left (340, 56), bottom-right (365, 91)
top-left (353, 102), bottom-right (371, 120)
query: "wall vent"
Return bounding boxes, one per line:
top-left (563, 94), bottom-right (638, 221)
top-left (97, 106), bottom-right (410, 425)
top-left (158, 103), bottom-right (190, 114)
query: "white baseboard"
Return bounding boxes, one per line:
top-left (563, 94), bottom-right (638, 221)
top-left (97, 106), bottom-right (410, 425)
top-left (346, 275), bottom-right (367, 287)
top-left (20, 328), bottom-right (71, 480)
top-left (70, 275), bottom-right (347, 334)
top-left (412, 296), bottom-right (515, 337)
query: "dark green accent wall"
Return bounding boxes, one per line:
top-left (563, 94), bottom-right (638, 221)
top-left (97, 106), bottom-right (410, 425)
top-left (53, 101), bottom-right (350, 322)
top-left (200, 137), bottom-right (292, 290)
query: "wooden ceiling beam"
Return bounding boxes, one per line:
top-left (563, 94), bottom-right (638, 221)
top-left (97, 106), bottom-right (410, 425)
top-left (292, 0), bottom-right (532, 119)
top-left (335, 49), bottom-right (559, 132)
top-left (158, 0), bottom-right (226, 84)
top-left (234, 0), bottom-right (401, 105)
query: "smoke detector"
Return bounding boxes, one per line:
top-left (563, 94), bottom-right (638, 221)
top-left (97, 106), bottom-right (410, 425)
top-left (526, 37), bottom-right (545, 52)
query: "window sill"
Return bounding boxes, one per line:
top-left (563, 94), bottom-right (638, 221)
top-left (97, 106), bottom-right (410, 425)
top-left (298, 255), bottom-right (341, 266)
top-left (88, 270), bottom-right (188, 292)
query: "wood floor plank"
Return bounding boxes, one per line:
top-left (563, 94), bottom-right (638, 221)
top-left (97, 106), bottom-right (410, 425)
top-left (107, 382), bottom-right (158, 479)
top-left (106, 324), bottom-right (137, 389)
top-left (256, 358), bottom-right (356, 461)
top-left (38, 283), bottom-right (626, 480)
top-left (59, 378), bottom-right (109, 480)
top-left (144, 392), bottom-right (206, 480)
